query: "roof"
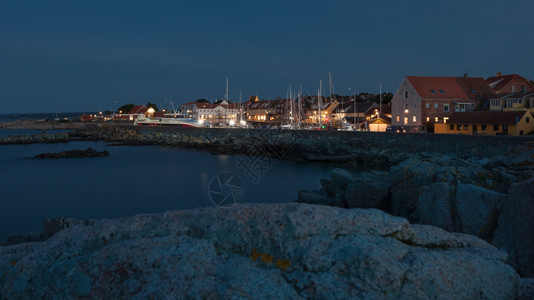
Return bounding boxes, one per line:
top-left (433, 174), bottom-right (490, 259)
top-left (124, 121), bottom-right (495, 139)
top-left (181, 102), bottom-right (212, 109)
top-left (355, 101), bottom-right (378, 113)
top-left (489, 92), bottom-right (534, 99)
top-left (406, 76), bottom-right (494, 100)
top-left (128, 105), bottom-right (148, 114)
top-left (448, 111), bottom-right (528, 125)
top-left (486, 74), bottom-right (530, 92)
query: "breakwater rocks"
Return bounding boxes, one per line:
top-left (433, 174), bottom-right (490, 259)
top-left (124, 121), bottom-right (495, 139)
top-left (34, 148), bottom-right (109, 159)
top-left (0, 120), bottom-right (88, 130)
top-left (298, 149), bottom-right (534, 278)
top-left (0, 203), bottom-right (520, 298)
top-left (0, 131), bottom-right (70, 144)
top-left (70, 125), bottom-right (534, 166)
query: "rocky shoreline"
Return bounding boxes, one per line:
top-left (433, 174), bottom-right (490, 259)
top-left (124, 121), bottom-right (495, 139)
top-left (0, 203), bottom-right (523, 298)
top-left (1, 121), bottom-right (533, 298)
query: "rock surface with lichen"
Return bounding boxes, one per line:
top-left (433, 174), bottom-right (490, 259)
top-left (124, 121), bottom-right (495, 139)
top-left (0, 203), bottom-right (519, 298)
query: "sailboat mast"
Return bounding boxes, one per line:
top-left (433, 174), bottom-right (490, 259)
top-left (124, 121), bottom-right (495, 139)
top-left (298, 86), bottom-right (302, 127)
top-left (379, 83), bottom-right (382, 118)
top-left (318, 79), bottom-right (322, 128)
top-left (289, 86), bottom-right (293, 124)
top-left (225, 77), bottom-right (229, 102)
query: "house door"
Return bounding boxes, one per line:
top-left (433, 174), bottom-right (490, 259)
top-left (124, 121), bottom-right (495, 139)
top-left (472, 124), bottom-right (477, 134)
top-left (502, 125), bottom-right (508, 135)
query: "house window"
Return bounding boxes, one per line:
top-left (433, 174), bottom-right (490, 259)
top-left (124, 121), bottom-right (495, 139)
top-left (439, 89), bottom-right (445, 94)
top-left (463, 124), bottom-right (468, 130)
top-left (521, 86), bottom-right (527, 93)
top-left (511, 86), bottom-right (515, 92)
top-left (493, 124), bottom-right (499, 131)
top-left (396, 116), bottom-right (400, 122)
top-left (443, 104), bottom-right (449, 112)
top-left (443, 117), bottom-right (449, 123)
top-left (456, 124), bottom-right (461, 130)
top-left (404, 91), bottom-right (408, 99)
top-left (481, 124), bottom-right (487, 130)
top-left (426, 103), bottom-right (430, 109)
top-left (435, 104), bottom-right (439, 109)
top-left (404, 103), bottom-right (409, 110)
top-left (434, 117), bottom-right (439, 122)
top-left (404, 117), bottom-right (408, 125)
top-left (426, 116), bottom-right (430, 122)
top-left (526, 117), bottom-right (530, 123)
top-left (413, 116), bottom-right (417, 122)
top-left (450, 124), bottom-right (454, 130)
top-left (431, 89), bottom-right (436, 94)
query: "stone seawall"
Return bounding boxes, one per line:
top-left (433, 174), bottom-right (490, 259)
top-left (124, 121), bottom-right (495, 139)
top-left (131, 126), bottom-right (532, 159)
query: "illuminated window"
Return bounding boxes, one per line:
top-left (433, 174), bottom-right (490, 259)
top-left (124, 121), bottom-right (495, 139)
top-left (412, 116), bottom-right (417, 122)
top-left (426, 116), bottom-right (430, 122)
top-left (396, 116), bottom-right (400, 122)
top-left (434, 117), bottom-right (439, 122)
top-left (463, 124), bottom-right (468, 130)
top-left (443, 117), bottom-right (449, 123)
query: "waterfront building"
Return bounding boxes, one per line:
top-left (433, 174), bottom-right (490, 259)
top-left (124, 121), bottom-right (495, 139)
top-left (113, 105), bottom-right (149, 122)
top-left (391, 75), bottom-right (494, 132)
top-left (489, 92), bottom-right (534, 114)
top-left (180, 101), bottom-right (240, 126)
top-left (434, 110), bottom-right (534, 136)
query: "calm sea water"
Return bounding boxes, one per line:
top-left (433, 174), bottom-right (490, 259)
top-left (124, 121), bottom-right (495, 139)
top-left (0, 129), bottom-right (356, 242)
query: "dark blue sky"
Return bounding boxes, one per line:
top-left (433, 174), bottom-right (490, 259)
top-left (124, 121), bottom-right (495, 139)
top-left (1, 0), bottom-right (533, 113)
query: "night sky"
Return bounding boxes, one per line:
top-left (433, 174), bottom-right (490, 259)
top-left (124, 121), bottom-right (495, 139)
top-left (1, 0), bottom-right (533, 113)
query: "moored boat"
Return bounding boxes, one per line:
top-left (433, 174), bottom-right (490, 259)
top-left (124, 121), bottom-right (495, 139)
top-left (134, 116), bottom-right (204, 127)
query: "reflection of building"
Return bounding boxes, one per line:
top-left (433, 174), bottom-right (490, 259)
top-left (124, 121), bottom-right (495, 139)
top-left (391, 75), bottom-right (494, 131)
top-left (434, 111), bottom-right (534, 136)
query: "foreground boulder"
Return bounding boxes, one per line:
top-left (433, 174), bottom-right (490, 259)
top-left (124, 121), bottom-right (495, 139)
top-left (493, 178), bottom-right (534, 278)
top-left (0, 203), bottom-right (519, 298)
top-left (417, 182), bottom-right (506, 242)
top-left (298, 168), bottom-right (391, 210)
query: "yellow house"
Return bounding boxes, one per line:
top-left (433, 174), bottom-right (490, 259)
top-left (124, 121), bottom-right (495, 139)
top-left (435, 111), bottom-right (534, 136)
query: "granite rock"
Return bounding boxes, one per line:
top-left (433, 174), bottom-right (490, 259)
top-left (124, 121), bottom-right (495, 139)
top-left (0, 203), bottom-right (519, 299)
top-left (493, 178), bottom-right (534, 278)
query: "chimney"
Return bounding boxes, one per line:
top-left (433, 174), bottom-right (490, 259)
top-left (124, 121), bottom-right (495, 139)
top-left (497, 72), bottom-right (502, 76)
